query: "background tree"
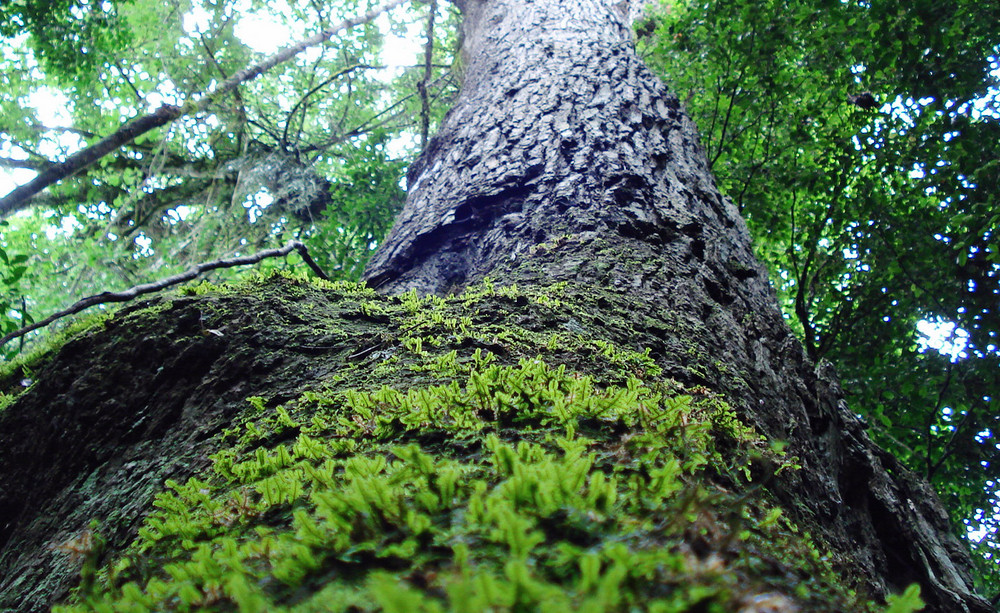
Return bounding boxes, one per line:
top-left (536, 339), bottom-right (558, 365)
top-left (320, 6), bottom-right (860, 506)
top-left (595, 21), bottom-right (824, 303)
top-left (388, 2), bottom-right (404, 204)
top-left (0, 0), bottom-right (459, 348)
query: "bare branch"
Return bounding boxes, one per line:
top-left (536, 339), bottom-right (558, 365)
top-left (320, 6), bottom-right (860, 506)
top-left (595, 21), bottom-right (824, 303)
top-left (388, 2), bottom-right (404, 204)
top-left (281, 64), bottom-right (379, 149)
top-left (188, 0), bottom-right (405, 116)
top-left (417, 0), bottom-right (438, 148)
top-left (110, 59), bottom-right (147, 104)
top-left (0, 241), bottom-right (329, 349)
top-left (0, 157), bottom-right (49, 171)
top-left (18, 125), bottom-right (98, 138)
top-left (0, 0), bottom-right (408, 218)
top-left (303, 70), bottom-right (455, 153)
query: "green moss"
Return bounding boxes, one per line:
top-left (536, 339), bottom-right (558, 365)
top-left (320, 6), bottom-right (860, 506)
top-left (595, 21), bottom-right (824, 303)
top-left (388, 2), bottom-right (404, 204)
top-left (177, 280), bottom-right (226, 296)
top-left (36, 276), bottom-right (891, 611)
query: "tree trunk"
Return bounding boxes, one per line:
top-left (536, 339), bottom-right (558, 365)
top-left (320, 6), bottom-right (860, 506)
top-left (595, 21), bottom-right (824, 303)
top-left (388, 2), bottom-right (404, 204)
top-left (0, 1), bottom-right (989, 611)
top-left (365, 0), bottom-right (987, 610)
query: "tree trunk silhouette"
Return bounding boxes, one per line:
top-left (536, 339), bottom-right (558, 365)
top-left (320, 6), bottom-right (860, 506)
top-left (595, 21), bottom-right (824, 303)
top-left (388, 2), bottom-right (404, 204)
top-left (0, 1), bottom-right (989, 611)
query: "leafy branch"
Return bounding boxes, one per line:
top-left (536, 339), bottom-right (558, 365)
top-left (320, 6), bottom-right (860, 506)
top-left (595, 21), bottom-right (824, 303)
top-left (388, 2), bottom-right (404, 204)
top-left (0, 0), bottom-right (408, 217)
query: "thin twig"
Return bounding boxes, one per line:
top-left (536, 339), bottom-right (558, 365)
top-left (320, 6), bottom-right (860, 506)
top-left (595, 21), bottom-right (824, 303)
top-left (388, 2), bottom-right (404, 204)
top-left (0, 240), bottom-right (329, 349)
top-left (0, 157), bottom-right (50, 171)
top-left (281, 64), bottom-right (378, 148)
top-left (303, 70), bottom-right (454, 153)
top-left (417, 0), bottom-right (438, 148)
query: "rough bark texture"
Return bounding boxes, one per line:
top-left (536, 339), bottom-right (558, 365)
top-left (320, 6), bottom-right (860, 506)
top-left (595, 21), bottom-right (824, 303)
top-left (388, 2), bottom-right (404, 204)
top-left (364, 0), bottom-right (989, 610)
top-left (0, 278), bottom-right (908, 612)
top-left (0, 290), bottom-right (361, 610)
top-left (0, 1), bottom-right (989, 611)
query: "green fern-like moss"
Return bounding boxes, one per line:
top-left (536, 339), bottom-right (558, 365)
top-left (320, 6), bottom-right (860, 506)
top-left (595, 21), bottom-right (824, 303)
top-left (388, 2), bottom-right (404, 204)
top-left (46, 276), bottom-right (891, 612)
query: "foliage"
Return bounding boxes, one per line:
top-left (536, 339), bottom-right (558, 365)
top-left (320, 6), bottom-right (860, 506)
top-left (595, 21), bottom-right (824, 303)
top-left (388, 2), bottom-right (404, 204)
top-left (0, 0), bottom-right (134, 78)
top-left (883, 585), bottom-right (924, 613)
top-left (303, 130), bottom-right (407, 279)
top-left (639, 0), bottom-right (1000, 589)
top-left (0, 0), bottom-right (458, 353)
top-left (0, 221), bottom-right (31, 354)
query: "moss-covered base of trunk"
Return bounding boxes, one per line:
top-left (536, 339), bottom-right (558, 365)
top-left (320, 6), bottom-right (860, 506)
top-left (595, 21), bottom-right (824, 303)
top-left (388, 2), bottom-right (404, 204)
top-left (0, 274), bottom-right (919, 612)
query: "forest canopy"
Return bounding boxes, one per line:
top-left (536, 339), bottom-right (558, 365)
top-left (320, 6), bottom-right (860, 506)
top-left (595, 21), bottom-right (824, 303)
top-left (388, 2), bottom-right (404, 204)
top-left (0, 0), bottom-right (997, 593)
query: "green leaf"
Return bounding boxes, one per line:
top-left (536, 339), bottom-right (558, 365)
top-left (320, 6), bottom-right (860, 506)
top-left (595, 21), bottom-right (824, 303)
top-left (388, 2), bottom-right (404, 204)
top-left (883, 584), bottom-right (924, 613)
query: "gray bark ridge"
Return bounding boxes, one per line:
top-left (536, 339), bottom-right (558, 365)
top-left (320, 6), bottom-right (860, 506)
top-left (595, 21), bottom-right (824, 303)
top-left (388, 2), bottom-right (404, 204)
top-left (364, 1), bottom-right (990, 610)
top-left (367, 0), bottom-right (725, 295)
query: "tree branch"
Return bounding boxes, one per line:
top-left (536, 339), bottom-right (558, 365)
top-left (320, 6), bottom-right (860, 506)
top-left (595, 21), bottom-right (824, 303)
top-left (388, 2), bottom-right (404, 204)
top-left (417, 0), bottom-right (438, 148)
top-left (0, 0), bottom-right (407, 218)
top-left (281, 64), bottom-right (378, 149)
top-left (0, 241), bottom-right (329, 350)
top-left (20, 125), bottom-right (98, 138)
top-left (303, 70), bottom-right (455, 153)
top-left (0, 104), bottom-right (185, 218)
top-left (0, 157), bottom-right (50, 171)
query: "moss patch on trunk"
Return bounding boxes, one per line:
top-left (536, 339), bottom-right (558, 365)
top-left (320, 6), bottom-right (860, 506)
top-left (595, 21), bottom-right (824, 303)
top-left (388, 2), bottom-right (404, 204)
top-left (2, 274), bottom-right (914, 612)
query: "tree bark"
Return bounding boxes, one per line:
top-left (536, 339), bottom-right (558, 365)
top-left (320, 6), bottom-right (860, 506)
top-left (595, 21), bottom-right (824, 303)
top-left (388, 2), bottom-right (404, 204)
top-left (365, 0), bottom-right (988, 610)
top-left (0, 1), bottom-right (990, 611)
